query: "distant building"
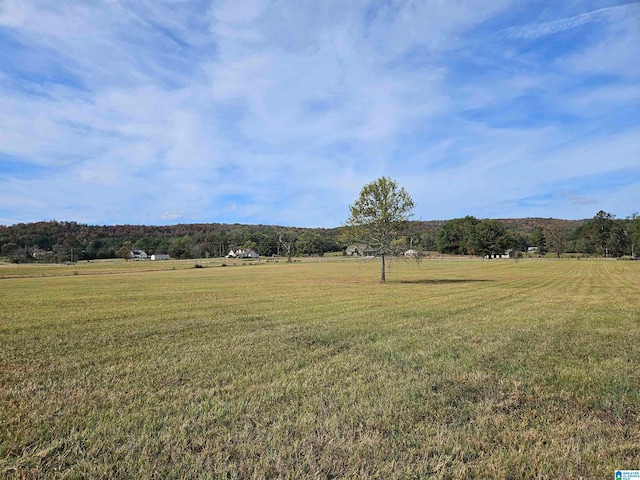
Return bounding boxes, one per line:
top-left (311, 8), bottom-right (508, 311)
top-left (131, 249), bottom-right (148, 259)
top-left (226, 249), bottom-right (259, 259)
top-left (32, 248), bottom-right (54, 260)
top-left (150, 254), bottom-right (171, 260)
top-left (485, 249), bottom-right (516, 259)
top-left (345, 244), bottom-right (370, 256)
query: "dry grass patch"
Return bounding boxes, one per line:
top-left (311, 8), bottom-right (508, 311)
top-left (1, 259), bottom-right (639, 478)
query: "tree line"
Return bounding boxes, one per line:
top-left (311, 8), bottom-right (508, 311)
top-left (1, 210), bottom-right (638, 263)
top-left (0, 222), bottom-right (341, 263)
top-left (432, 211), bottom-right (639, 258)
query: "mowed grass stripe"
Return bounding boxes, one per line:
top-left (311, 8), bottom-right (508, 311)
top-left (1, 259), bottom-right (639, 478)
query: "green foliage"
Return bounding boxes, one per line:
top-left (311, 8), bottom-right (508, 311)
top-left (544, 220), bottom-right (568, 258)
top-left (117, 241), bottom-right (133, 261)
top-left (509, 232), bottom-right (529, 253)
top-left (1, 242), bottom-right (22, 258)
top-left (296, 231), bottom-right (326, 256)
top-left (472, 219), bottom-right (508, 257)
top-left (276, 229), bottom-right (298, 261)
top-left (241, 240), bottom-right (258, 251)
top-left (168, 236), bottom-right (192, 259)
top-left (590, 210), bottom-right (614, 255)
top-left (0, 222), bottom-right (342, 262)
top-left (2, 211), bottom-right (639, 263)
top-left (629, 212), bottom-right (640, 257)
top-left (241, 230), bottom-right (277, 256)
top-left (567, 211), bottom-right (633, 257)
top-left (436, 216), bottom-right (479, 255)
top-left (344, 177), bottom-right (415, 281)
top-left (419, 231), bottom-right (438, 252)
top-left (568, 223), bottom-right (594, 255)
top-left (607, 222), bottom-right (628, 258)
top-left (529, 226), bottom-right (546, 254)
top-left (437, 217), bottom-right (510, 257)
top-left (257, 235), bottom-right (278, 257)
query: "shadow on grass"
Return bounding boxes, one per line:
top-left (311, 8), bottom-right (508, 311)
top-left (392, 279), bottom-right (494, 285)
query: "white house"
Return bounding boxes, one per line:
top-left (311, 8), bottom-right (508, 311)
top-left (226, 249), bottom-right (259, 259)
top-left (131, 249), bottom-right (148, 259)
top-left (150, 253), bottom-right (171, 260)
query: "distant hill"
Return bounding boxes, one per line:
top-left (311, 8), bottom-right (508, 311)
top-left (0, 215), bottom-right (628, 262)
top-left (494, 217), bottom-right (587, 234)
top-left (411, 218), bottom-right (587, 236)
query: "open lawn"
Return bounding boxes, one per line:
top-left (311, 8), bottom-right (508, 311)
top-left (1, 258), bottom-right (639, 478)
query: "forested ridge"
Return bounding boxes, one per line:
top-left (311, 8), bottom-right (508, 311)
top-left (1, 211), bottom-right (638, 262)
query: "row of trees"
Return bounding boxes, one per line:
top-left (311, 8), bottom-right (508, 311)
top-left (2, 211), bottom-right (638, 265)
top-left (433, 216), bottom-right (570, 257)
top-left (433, 211), bottom-right (640, 258)
top-left (436, 216), bottom-right (512, 257)
top-left (0, 222), bottom-right (341, 263)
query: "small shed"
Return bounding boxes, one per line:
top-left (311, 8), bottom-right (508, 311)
top-left (151, 253), bottom-right (171, 260)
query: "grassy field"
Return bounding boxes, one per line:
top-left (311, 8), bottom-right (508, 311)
top-left (1, 258), bottom-right (639, 478)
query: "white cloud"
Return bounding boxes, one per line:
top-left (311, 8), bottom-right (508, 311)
top-left (497, 3), bottom-right (637, 40)
top-left (0, 0), bottom-right (638, 226)
top-left (211, 0), bottom-right (266, 26)
top-left (0, 0), bottom-right (27, 27)
top-left (161, 210), bottom-right (182, 220)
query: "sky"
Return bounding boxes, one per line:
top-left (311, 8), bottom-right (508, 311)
top-left (0, 0), bottom-right (638, 227)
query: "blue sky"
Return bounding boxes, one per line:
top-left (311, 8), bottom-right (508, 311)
top-left (0, 0), bottom-right (638, 227)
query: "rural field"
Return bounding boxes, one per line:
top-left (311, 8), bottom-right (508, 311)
top-left (1, 257), bottom-right (639, 478)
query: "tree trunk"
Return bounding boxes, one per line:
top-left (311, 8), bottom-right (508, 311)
top-left (380, 255), bottom-right (386, 282)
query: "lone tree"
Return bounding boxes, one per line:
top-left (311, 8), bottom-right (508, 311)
top-left (545, 220), bottom-right (569, 258)
top-left (345, 177), bottom-right (415, 282)
top-left (118, 241), bottom-right (133, 261)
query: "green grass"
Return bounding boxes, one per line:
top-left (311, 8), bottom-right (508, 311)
top-left (1, 258), bottom-right (639, 478)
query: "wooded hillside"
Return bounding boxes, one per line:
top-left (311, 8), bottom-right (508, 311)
top-left (1, 211), bottom-right (637, 263)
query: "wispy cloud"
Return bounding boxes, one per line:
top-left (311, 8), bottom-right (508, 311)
top-left (496, 3), bottom-right (638, 40)
top-left (0, 0), bottom-right (638, 226)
